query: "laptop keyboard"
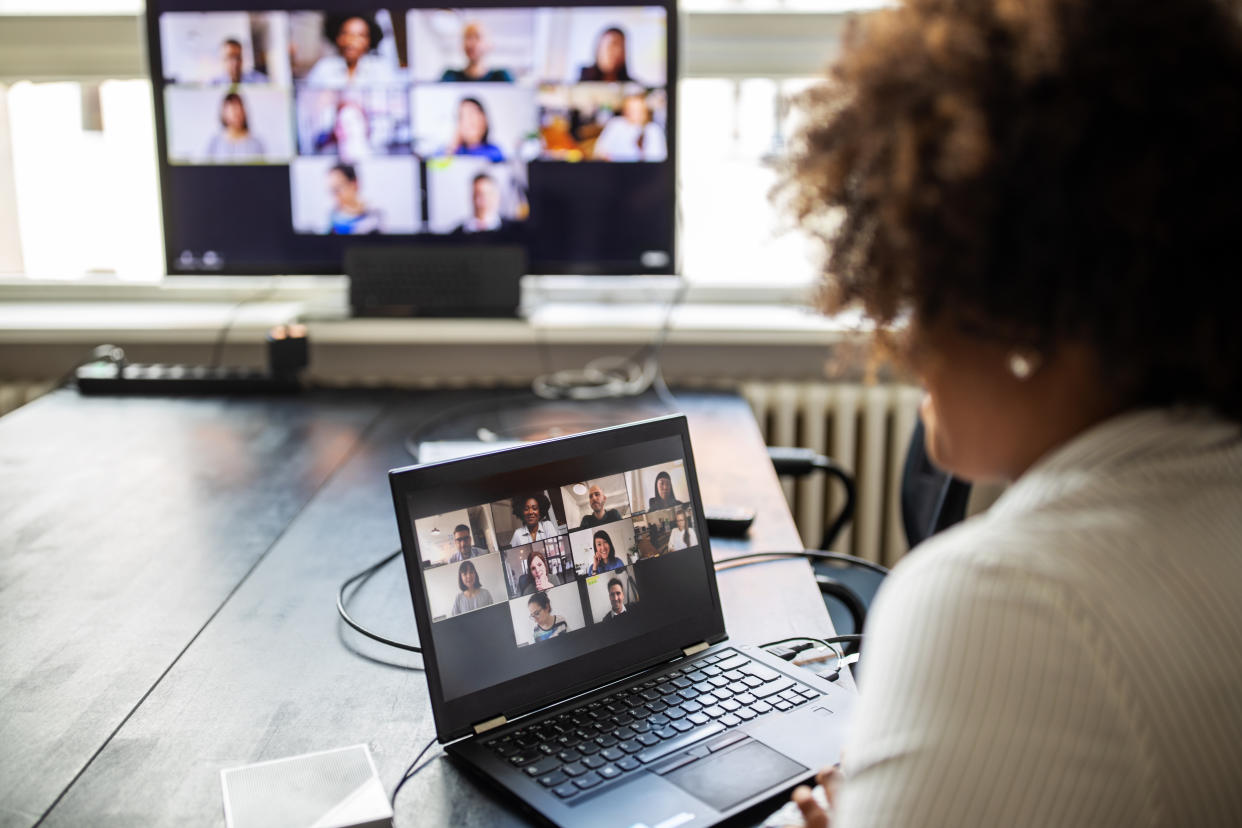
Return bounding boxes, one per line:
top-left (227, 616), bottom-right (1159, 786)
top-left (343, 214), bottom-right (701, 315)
top-left (483, 649), bottom-right (823, 801)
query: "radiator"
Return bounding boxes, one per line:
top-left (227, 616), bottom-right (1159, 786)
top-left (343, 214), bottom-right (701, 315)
top-left (741, 381), bottom-right (924, 567)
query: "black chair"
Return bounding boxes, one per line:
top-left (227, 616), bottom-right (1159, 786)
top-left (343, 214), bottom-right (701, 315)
top-left (767, 415), bottom-right (972, 653)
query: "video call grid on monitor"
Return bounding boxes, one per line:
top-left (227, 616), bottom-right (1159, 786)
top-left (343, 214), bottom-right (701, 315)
top-left (392, 422), bottom-right (724, 739)
top-left (147, 2), bottom-right (676, 275)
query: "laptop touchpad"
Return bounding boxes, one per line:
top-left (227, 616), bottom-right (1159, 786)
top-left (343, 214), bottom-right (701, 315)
top-left (663, 740), bottom-right (808, 812)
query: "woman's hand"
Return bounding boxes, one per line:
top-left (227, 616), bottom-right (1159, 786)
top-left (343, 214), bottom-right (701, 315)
top-left (790, 767), bottom-right (841, 828)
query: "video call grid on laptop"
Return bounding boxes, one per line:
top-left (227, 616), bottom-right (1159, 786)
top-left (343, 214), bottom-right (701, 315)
top-left (389, 415), bottom-right (854, 828)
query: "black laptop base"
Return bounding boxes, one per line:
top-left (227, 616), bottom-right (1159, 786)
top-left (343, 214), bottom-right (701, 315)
top-left (447, 642), bottom-right (853, 828)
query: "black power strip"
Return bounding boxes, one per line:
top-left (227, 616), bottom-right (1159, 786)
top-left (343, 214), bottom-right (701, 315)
top-left (76, 361), bottom-right (300, 395)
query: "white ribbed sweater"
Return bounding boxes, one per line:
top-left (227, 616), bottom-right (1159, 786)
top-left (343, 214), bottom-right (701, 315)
top-left (837, 408), bottom-right (1242, 827)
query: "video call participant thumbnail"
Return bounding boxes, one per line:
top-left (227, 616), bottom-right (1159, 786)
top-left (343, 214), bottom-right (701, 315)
top-left (589, 566), bottom-right (640, 623)
top-left (633, 507), bottom-right (674, 559)
top-left (449, 96), bottom-right (505, 162)
top-left (449, 524), bottom-right (487, 562)
top-left (562, 475), bottom-right (630, 529)
top-left (451, 559), bottom-right (494, 616)
top-left (440, 21), bottom-right (513, 83)
top-left (452, 173), bottom-right (516, 235)
top-left (593, 92), bottom-right (667, 162)
top-left (648, 469), bottom-right (681, 511)
top-left (579, 26), bottom-right (632, 83)
top-left (217, 37), bottom-right (267, 85)
top-left (412, 84), bottom-right (536, 164)
top-left (628, 461), bottom-right (688, 514)
top-left (424, 551), bottom-right (503, 622)
top-left (667, 508), bottom-right (699, 552)
top-left (206, 92), bottom-right (265, 162)
top-left (508, 582), bottom-right (585, 647)
top-left (503, 491), bottom-right (562, 548)
top-left (327, 163), bottom-right (382, 235)
top-left (527, 591), bottom-right (568, 642)
top-left (412, 505), bottom-right (493, 568)
top-left (587, 529), bottom-right (625, 576)
top-left (305, 13), bottom-right (399, 88)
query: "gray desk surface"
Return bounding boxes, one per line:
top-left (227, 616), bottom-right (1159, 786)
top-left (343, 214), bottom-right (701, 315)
top-left (0, 389), bottom-right (839, 827)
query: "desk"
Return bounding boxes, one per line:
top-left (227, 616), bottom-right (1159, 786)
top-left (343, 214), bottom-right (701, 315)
top-left (0, 389), bottom-right (839, 827)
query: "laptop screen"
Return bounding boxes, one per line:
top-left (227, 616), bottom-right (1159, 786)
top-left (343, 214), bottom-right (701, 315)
top-left (390, 415), bottom-right (727, 739)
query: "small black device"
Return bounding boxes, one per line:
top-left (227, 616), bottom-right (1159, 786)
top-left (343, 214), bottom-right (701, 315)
top-left (346, 245), bottom-right (525, 318)
top-left (388, 415), bottom-right (855, 828)
top-left (705, 506), bottom-right (756, 538)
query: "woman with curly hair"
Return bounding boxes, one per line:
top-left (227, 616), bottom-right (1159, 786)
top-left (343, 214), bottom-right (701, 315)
top-left (779, 0), bottom-right (1242, 825)
top-left (508, 492), bottom-right (559, 547)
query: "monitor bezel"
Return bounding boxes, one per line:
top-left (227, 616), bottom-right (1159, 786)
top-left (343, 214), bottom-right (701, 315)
top-left (144, 0), bottom-right (680, 277)
top-left (388, 414), bottom-right (727, 742)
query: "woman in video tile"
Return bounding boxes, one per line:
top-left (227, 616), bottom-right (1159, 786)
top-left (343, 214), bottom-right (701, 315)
top-left (509, 493), bottom-right (559, 546)
top-left (593, 93), bottom-right (667, 162)
top-left (306, 14), bottom-right (398, 88)
top-left (666, 508), bottom-right (698, 552)
top-left (326, 163), bottom-right (381, 234)
top-left (451, 560), bottom-right (494, 616)
top-left (527, 591), bottom-right (569, 642)
top-left (205, 92), bottom-right (264, 162)
top-left (647, 470), bottom-right (682, 512)
top-left (439, 21), bottom-right (513, 83)
top-left (448, 97), bottom-right (506, 162)
top-left (578, 26), bottom-right (632, 83)
top-left (586, 529), bottom-right (625, 576)
top-left (519, 548), bottom-right (556, 595)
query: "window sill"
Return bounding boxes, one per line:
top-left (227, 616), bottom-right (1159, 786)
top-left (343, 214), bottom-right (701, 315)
top-left (0, 277), bottom-right (866, 383)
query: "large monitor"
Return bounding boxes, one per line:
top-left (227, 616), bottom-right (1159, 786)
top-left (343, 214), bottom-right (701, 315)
top-left (146, 2), bottom-right (677, 276)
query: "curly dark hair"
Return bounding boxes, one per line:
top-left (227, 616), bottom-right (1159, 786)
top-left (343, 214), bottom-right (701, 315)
top-left (323, 14), bottom-right (383, 51)
top-left (781, 0), bottom-right (1242, 419)
top-left (511, 492), bottom-right (551, 523)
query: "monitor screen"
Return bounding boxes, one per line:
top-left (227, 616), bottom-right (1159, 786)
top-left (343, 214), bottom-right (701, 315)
top-left (390, 417), bottom-right (727, 740)
top-left (147, 2), bottom-right (677, 276)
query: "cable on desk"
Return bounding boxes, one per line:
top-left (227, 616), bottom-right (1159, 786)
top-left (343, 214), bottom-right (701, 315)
top-left (209, 280), bottom-right (281, 368)
top-left (391, 735), bottom-right (440, 810)
top-left (713, 549), bottom-right (890, 576)
top-left (401, 390), bottom-right (540, 463)
top-left (760, 635), bottom-right (864, 683)
top-left (337, 548), bottom-right (422, 654)
top-left (530, 277), bottom-right (689, 407)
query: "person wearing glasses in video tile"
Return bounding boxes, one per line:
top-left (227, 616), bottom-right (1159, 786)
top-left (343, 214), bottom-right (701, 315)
top-left (448, 524), bottom-right (487, 562)
top-left (528, 592), bottom-right (568, 642)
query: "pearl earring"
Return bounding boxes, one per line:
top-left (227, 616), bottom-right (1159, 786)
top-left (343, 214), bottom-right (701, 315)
top-left (1007, 350), bottom-right (1041, 380)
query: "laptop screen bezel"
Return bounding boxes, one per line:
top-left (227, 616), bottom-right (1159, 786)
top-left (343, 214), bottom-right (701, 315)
top-left (389, 414), bottom-right (728, 742)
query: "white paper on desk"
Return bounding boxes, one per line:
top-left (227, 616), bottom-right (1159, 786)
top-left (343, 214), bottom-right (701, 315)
top-left (416, 440), bottom-right (525, 464)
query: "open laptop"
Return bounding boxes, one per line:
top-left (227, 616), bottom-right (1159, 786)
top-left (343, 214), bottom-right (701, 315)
top-left (389, 414), bottom-right (855, 828)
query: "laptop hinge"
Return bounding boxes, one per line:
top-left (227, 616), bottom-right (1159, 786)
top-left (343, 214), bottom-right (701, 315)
top-left (472, 715), bottom-right (507, 736)
top-left (682, 641), bottom-right (710, 658)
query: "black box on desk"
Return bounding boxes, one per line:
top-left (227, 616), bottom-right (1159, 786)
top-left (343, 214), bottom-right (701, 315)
top-left (346, 245), bottom-right (525, 318)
